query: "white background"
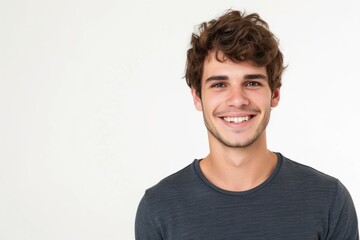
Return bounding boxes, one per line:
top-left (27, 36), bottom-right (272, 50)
top-left (1, 0), bottom-right (359, 239)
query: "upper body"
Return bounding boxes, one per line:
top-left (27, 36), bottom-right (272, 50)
top-left (136, 153), bottom-right (358, 240)
top-left (135, 9), bottom-right (359, 239)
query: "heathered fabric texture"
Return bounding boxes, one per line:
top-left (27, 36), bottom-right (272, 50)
top-left (135, 153), bottom-right (359, 240)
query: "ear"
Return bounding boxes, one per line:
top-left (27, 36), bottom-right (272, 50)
top-left (271, 88), bottom-right (280, 108)
top-left (191, 87), bottom-right (203, 111)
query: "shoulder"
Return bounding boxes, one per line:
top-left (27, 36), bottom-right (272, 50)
top-left (277, 153), bottom-right (357, 213)
top-left (276, 154), bottom-right (358, 237)
top-left (135, 163), bottom-right (197, 239)
top-left (279, 153), bottom-right (339, 187)
top-left (274, 153), bottom-right (343, 204)
top-left (141, 161), bottom-right (199, 205)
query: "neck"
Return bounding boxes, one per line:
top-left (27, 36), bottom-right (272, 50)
top-left (200, 132), bottom-right (278, 191)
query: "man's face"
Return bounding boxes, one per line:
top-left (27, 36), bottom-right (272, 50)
top-left (192, 52), bottom-right (280, 148)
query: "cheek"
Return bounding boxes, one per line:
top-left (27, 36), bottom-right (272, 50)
top-left (249, 91), bottom-right (272, 106)
top-left (261, 91), bottom-right (275, 106)
top-left (203, 91), bottom-right (216, 103)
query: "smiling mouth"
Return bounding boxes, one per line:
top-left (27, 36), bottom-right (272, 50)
top-left (222, 115), bottom-right (254, 123)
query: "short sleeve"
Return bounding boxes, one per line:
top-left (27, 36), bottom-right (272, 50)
top-left (135, 192), bottom-right (162, 240)
top-left (327, 180), bottom-right (359, 240)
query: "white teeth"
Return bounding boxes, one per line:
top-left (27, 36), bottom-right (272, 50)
top-left (223, 116), bottom-right (250, 123)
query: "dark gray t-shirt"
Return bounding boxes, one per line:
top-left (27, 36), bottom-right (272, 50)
top-left (135, 153), bottom-right (358, 239)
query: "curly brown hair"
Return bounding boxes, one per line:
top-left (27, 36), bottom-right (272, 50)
top-left (185, 10), bottom-right (285, 97)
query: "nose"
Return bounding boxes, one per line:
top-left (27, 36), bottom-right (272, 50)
top-left (225, 87), bottom-right (250, 107)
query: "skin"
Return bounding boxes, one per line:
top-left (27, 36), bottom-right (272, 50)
top-left (191, 51), bottom-right (280, 191)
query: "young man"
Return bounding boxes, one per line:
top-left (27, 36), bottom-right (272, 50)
top-left (135, 10), bottom-right (359, 239)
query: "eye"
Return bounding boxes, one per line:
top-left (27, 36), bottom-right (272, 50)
top-left (245, 81), bottom-right (261, 87)
top-left (211, 82), bottom-right (226, 88)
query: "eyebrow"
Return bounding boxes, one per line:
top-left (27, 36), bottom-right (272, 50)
top-left (205, 74), bottom-right (267, 83)
top-left (205, 75), bottom-right (229, 83)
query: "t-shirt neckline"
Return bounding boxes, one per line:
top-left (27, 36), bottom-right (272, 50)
top-left (193, 152), bottom-right (283, 196)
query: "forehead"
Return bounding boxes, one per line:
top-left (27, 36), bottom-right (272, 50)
top-left (202, 51), bottom-right (267, 82)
